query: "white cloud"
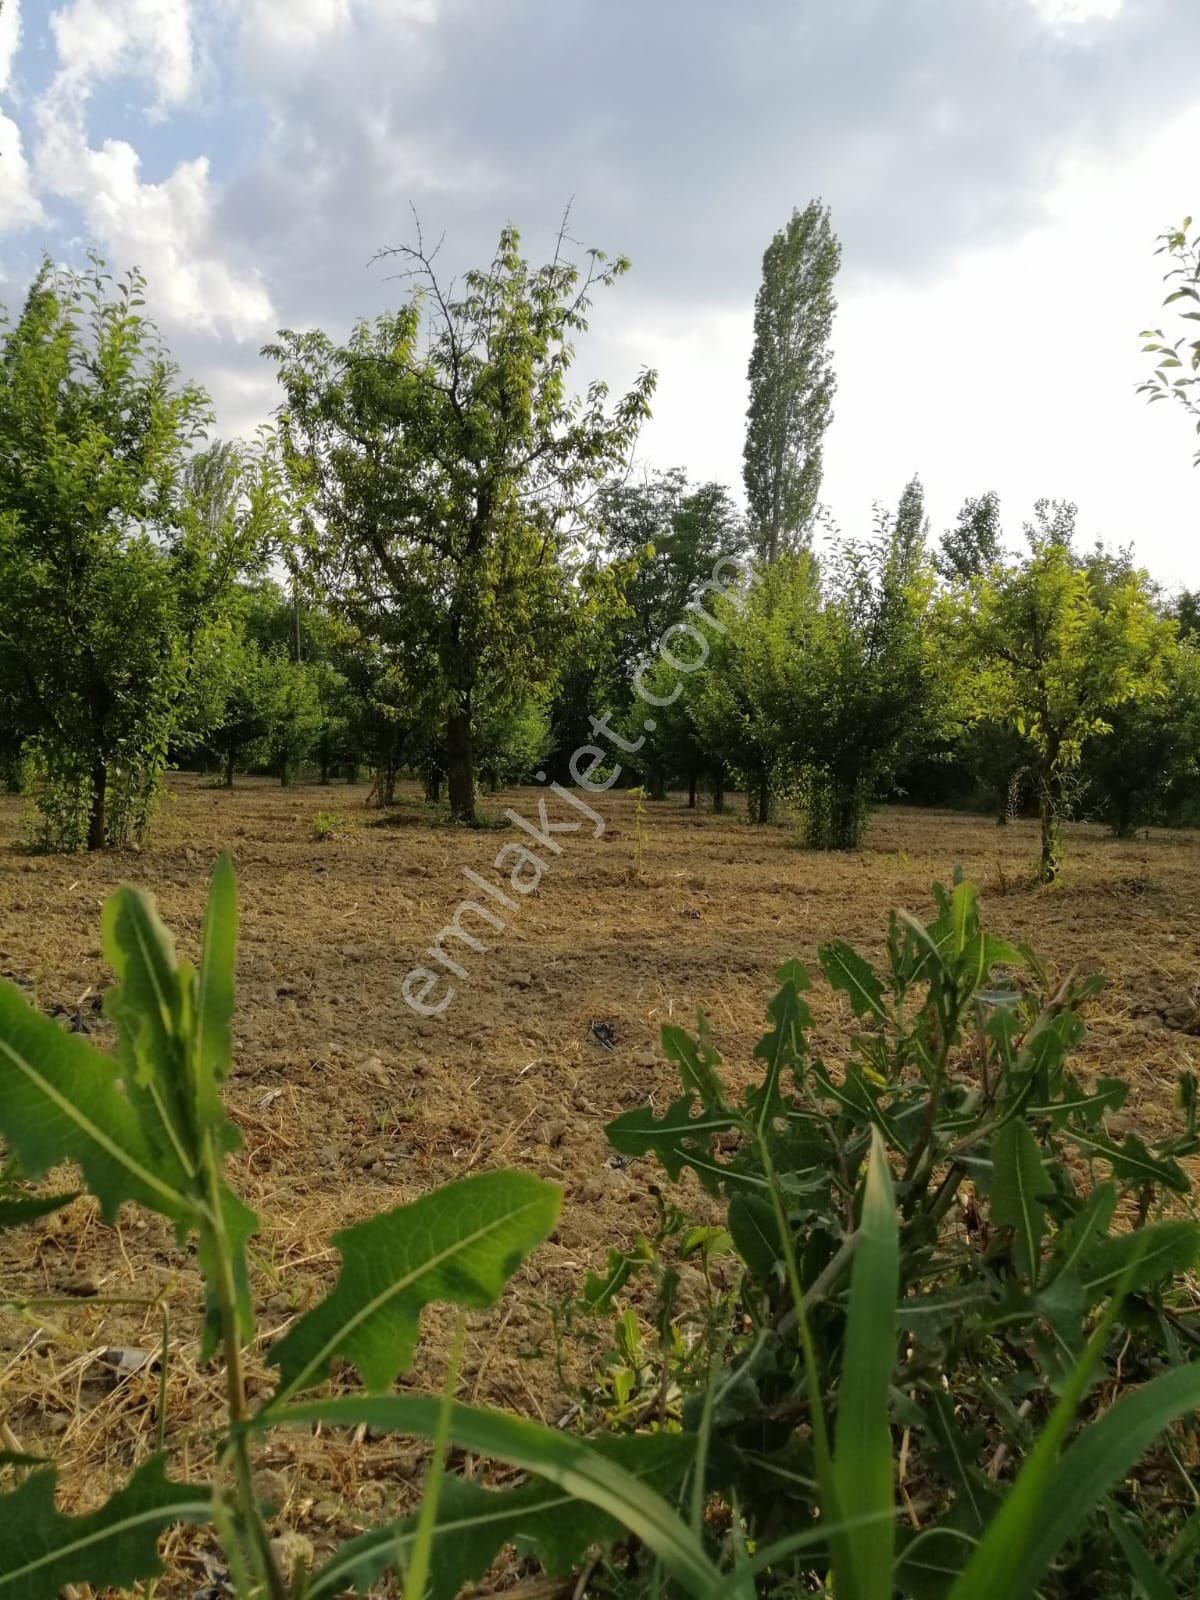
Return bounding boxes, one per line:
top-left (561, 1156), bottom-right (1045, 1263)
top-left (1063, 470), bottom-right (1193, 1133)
top-left (0, 0), bottom-right (22, 93)
top-left (0, 111), bottom-right (44, 231)
top-left (237, 0), bottom-right (351, 56)
top-left (48, 0), bottom-right (194, 110)
top-left (37, 115), bottom-right (272, 336)
top-left (0, 0), bottom-right (44, 231)
top-left (1031, 0), bottom-right (1122, 25)
top-left (28, 0), bottom-right (271, 335)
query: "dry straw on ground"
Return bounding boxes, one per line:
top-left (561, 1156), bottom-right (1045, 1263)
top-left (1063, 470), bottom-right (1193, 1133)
top-left (1, 775), bottom-right (1198, 1593)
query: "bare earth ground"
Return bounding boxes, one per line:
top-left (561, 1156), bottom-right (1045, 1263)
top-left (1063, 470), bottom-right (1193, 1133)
top-left (1, 774), bottom-right (1199, 1593)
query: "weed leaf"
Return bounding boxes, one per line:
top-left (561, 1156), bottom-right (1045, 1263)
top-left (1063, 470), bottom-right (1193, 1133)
top-left (0, 1456), bottom-right (210, 1599)
top-left (267, 1170), bottom-right (560, 1399)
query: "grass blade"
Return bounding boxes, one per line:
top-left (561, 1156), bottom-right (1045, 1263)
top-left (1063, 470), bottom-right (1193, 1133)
top-left (259, 1396), bottom-right (722, 1598)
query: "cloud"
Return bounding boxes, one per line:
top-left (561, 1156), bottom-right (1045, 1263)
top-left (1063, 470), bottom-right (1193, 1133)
top-left (0, 0), bottom-right (44, 232)
top-left (0, 112), bottom-right (43, 232)
top-left (36, 114), bottom-right (272, 336)
top-left (1, 0), bottom-right (1198, 578)
top-left (1031, 0), bottom-right (1122, 24)
top-left (22, 0), bottom-right (271, 336)
top-left (0, 0), bottom-right (21, 93)
top-left (48, 0), bottom-right (194, 111)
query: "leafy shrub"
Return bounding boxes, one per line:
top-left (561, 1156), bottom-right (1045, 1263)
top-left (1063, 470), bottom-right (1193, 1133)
top-left (584, 878), bottom-right (1200, 1596)
top-left (310, 807), bottom-right (348, 841)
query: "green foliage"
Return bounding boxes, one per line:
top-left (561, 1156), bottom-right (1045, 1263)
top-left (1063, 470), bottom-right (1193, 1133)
top-left (268, 222), bottom-right (654, 821)
top-left (0, 1456), bottom-right (211, 1599)
top-left (593, 881), bottom-right (1200, 1597)
top-left (744, 200), bottom-right (841, 560)
top-left (944, 536), bottom-right (1175, 879)
top-left (936, 491), bottom-right (1003, 584)
top-left (687, 516), bottom-right (938, 845)
top-left (1138, 218), bottom-right (1200, 463)
top-left (0, 860), bottom-right (722, 1598)
top-left (0, 259), bottom-right (215, 850)
top-left (1082, 638), bottom-right (1200, 834)
top-left (267, 1170), bottom-right (560, 1400)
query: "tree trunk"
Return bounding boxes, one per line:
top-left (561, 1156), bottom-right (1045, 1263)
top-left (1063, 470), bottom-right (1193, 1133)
top-left (383, 756), bottom-right (398, 808)
top-left (753, 771), bottom-right (771, 825)
top-left (687, 769), bottom-right (697, 809)
top-left (346, 761), bottom-right (359, 785)
top-left (710, 764), bottom-right (726, 814)
top-left (649, 765), bottom-right (667, 802)
top-left (319, 751), bottom-right (331, 785)
top-left (1037, 762), bottom-right (1059, 883)
top-left (446, 705), bottom-right (475, 823)
top-left (224, 748), bottom-right (235, 789)
top-left (86, 756), bottom-right (108, 851)
top-left (424, 770), bottom-right (441, 804)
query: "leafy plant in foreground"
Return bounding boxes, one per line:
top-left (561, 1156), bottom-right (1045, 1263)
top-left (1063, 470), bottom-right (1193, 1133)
top-left (0, 858), bottom-right (719, 1599)
top-left (594, 879), bottom-right (1200, 1597)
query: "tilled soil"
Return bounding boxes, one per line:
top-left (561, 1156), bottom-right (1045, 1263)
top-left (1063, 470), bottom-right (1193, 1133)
top-left (1, 775), bottom-right (1198, 1592)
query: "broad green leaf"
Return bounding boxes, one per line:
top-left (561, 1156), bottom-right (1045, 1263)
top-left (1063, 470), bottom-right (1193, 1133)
top-left (195, 853), bottom-right (236, 1086)
top-left (727, 1191), bottom-right (784, 1279)
top-left (958, 933), bottom-right (1023, 1001)
top-left (1064, 1129), bottom-right (1190, 1194)
top-left (1079, 1220), bottom-right (1200, 1299)
top-left (0, 1455), bottom-right (210, 1599)
top-left (819, 942), bottom-right (886, 1022)
top-left (259, 1396), bottom-right (721, 1598)
top-left (747, 962), bottom-right (812, 1127)
top-left (959, 1361), bottom-right (1200, 1600)
top-left (946, 879), bottom-right (978, 956)
top-left (832, 1127), bottom-right (899, 1600)
top-left (267, 1170), bottom-right (560, 1401)
top-left (605, 1097), bottom-right (750, 1195)
top-left (1028, 1076), bottom-right (1128, 1129)
top-left (1048, 1182), bottom-right (1117, 1284)
top-left (101, 885), bottom-right (183, 1095)
top-left (102, 884), bottom-right (235, 1171)
top-left (0, 1191), bottom-right (77, 1231)
top-left (661, 1019), bottom-right (727, 1110)
top-left (0, 980), bottom-right (190, 1225)
top-left (991, 1120), bottom-right (1051, 1286)
top-left (308, 1431), bottom-right (695, 1600)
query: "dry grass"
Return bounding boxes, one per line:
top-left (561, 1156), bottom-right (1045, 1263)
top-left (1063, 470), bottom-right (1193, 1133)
top-left (1, 774), bottom-right (1198, 1592)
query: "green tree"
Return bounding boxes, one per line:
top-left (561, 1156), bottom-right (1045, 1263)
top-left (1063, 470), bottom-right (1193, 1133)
top-left (0, 259), bottom-right (209, 850)
top-left (1138, 217), bottom-right (1200, 463)
top-left (760, 522), bottom-right (936, 849)
top-left (936, 489), bottom-right (1002, 582)
top-left (598, 469), bottom-right (748, 670)
top-left (268, 223), bottom-right (653, 822)
top-left (743, 200), bottom-right (840, 562)
top-left (690, 579), bottom-right (782, 824)
top-left (1084, 638), bottom-right (1200, 835)
top-left (954, 538), bottom-right (1174, 881)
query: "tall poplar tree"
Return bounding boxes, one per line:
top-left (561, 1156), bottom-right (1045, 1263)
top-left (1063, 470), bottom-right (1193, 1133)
top-left (743, 200), bottom-right (840, 562)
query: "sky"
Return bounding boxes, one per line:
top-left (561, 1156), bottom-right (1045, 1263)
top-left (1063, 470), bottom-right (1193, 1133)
top-left (0, 0), bottom-right (1197, 586)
